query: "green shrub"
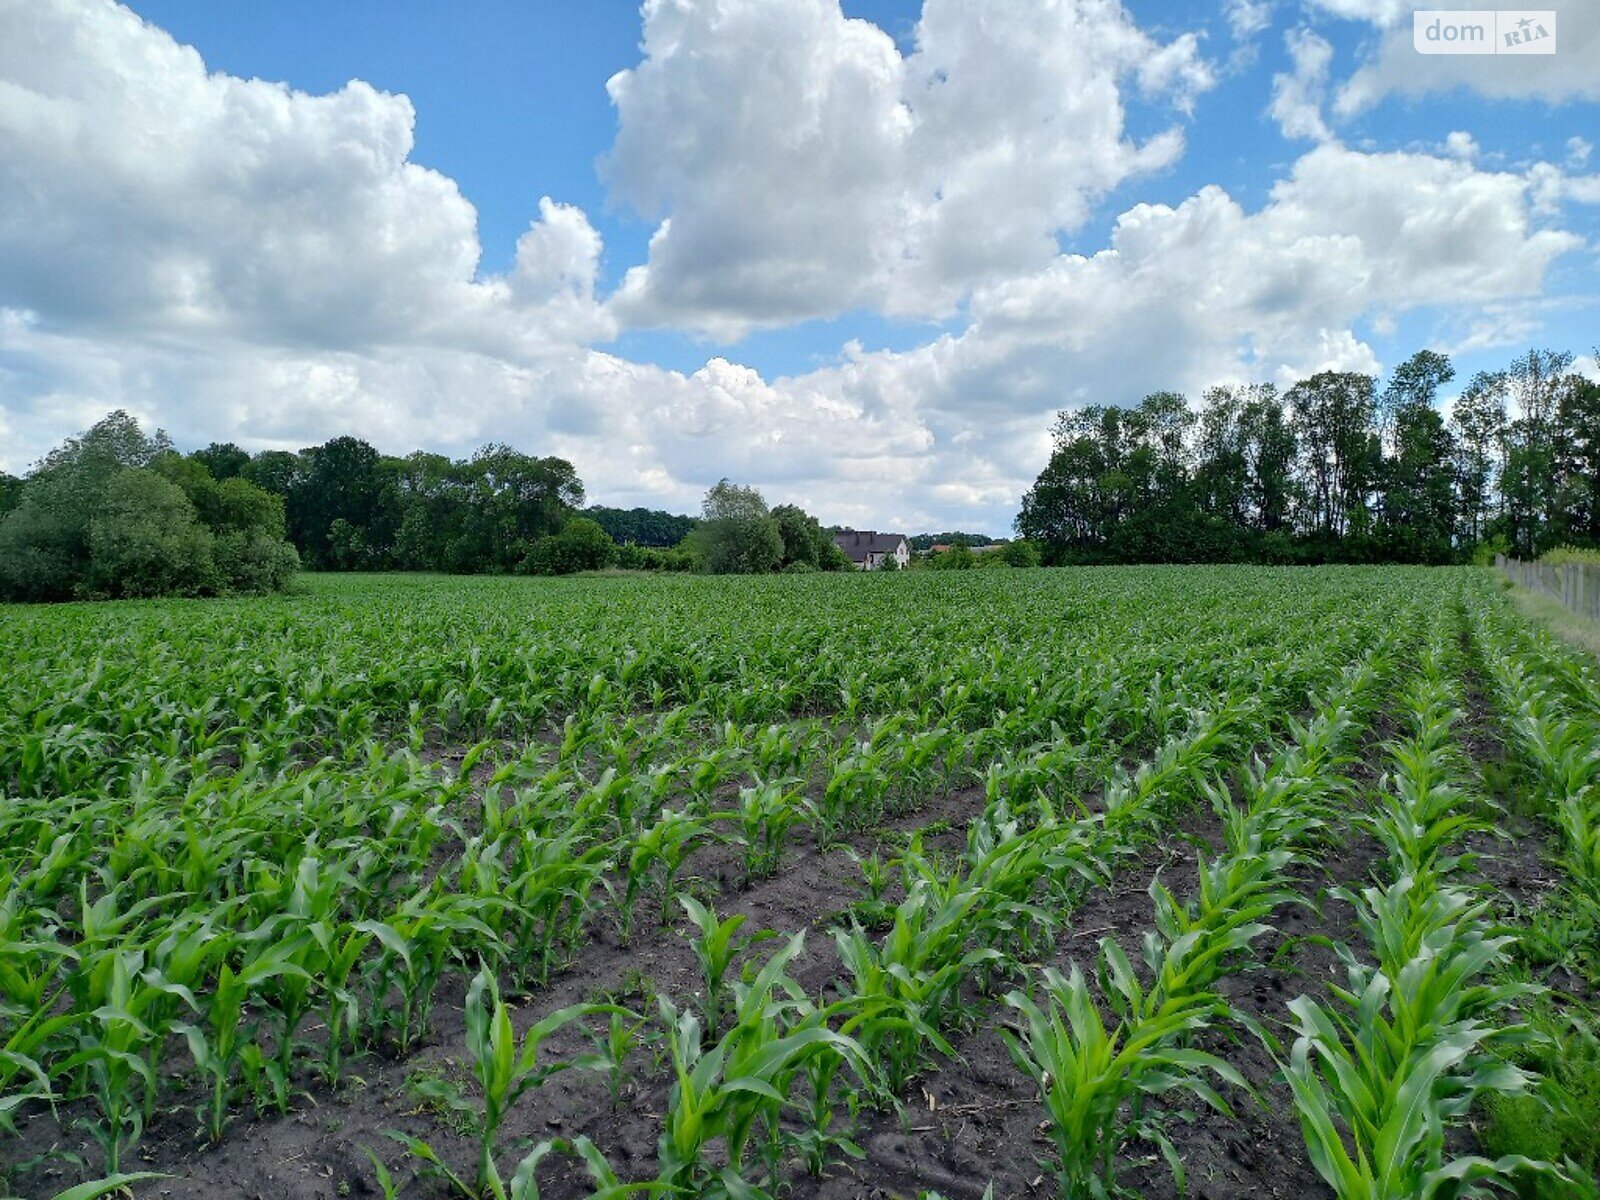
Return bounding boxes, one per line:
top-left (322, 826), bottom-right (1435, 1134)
top-left (1473, 535), bottom-right (1511, 566)
top-left (1002, 539), bottom-right (1041, 568)
top-left (0, 502), bottom-right (83, 601)
top-left (928, 545), bottom-right (975, 570)
top-left (214, 530), bottom-right (301, 594)
top-left (86, 470), bottom-right (218, 598)
top-left (1, 414), bottom-right (298, 602)
top-left (522, 517), bottom-right (617, 575)
top-left (690, 480), bottom-right (783, 574)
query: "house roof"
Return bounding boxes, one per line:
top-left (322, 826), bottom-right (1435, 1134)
top-left (833, 529), bottom-right (908, 561)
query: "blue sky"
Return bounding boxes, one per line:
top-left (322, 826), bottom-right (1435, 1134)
top-left (1, 1), bottom-right (1597, 532)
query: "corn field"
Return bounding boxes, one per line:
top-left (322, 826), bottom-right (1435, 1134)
top-left (1, 567), bottom-right (1595, 1200)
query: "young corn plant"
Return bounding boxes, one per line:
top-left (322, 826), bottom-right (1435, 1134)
top-left (678, 896), bottom-right (777, 1039)
top-left (176, 944), bottom-right (310, 1143)
top-left (243, 854), bottom-right (364, 1099)
top-left (506, 828), bottom-right (610, 987)
top-left (963, 806), bottom-right (1104, 964)
top-left (1283, 973), bottom-right (1550, 1199)
top-left (316, 918), bottom-right (413, 1085)
top-left (751, 721), bottom-right (817, 781)
top-left (622, 808), bottom-right (715, 940)
top-left (585, 1008), bottom-right (650, 1110)
top-left (502, 1134), bottom-right (667, 1200)
top-left (1513, 703), bottom-right (1600, 902)
top-left (0, 1002), bottom-right (77, 1140)
top-left (809, 742), bottom-right (891, 848)
top-left (831, 924), bottom-right (959, 1100)
top-left (860, 873), bottom-right (1003, 1029)
top-left (791, 1034), bottom-right (872, 1179)
top-left (1003, 956), bottom-right (1248, 1200)
top-left (375, 887), bottom-right (504, 1053)
top-left (1141, 848), bottom-right (1294, 1012)
top-left (846, 846), bottom-right (894, 906)
top-left (394, 964), bottom-right (621, 1200)
top-left (735, 778), bottom-right (803, 886)
top-left (655, 944), bottom-right (870, 1199)
top-left (68, 949), bottom-right (197, 1174)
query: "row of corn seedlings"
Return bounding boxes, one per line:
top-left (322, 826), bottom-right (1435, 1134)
top-left (1004, 620), bottom-right (1397, 1199)
top-left (1468, 595), bottom-right (1600, 910)
top-left (1278, 610), bottom-right (1557, 1199)
top-left (1459, 589), bottom-right (1600, 1192)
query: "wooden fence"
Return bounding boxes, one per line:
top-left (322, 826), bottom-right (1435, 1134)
top-left (1497, 554), bottom-right (1600, 622)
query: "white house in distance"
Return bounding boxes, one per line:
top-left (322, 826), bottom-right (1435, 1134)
top-left (833, 529), bottom-right (910, 570)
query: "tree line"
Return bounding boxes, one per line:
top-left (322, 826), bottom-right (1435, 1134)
top-left (0, 416), bottom-right (862, 601)
top-left (1016, 348), bottom-right (1600, 565)
top-left (908, 531), bottom-right (1004, 551)
top-left (216, 441), bottom-right (847, 576)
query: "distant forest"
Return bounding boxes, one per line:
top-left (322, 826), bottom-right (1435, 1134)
top-left (585, 506), bottom-right (698, 549)
top-left (0, 422), bottom-right (712, 599)
top-left (177, 441), bottom-right (711, 574)
top-left (185, 442), bottom-right (707, 569)
top-left (0, 419), bottom-right (876, 598)
top-left (1017, 348), bottom-right (1600, 565)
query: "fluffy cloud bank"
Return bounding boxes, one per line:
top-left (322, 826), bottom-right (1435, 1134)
top-left (810, 144), bottom-right (1581, 432)
top-left (603, 0), bottom-right (1214, 337)
top-left (0, 0), bottom-right (1590, 533)
top-left (0, 0), bottom-right (611, 352)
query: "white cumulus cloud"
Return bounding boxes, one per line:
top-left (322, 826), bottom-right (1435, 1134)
top-left (1270, 29), bottom-right (1335, 141)
top-left (0, 0), bottom-right (613, 352)
top-left (603, 0), bottom-right (1214, 338)
top-left (1305, 0), bottom-right (1411, 26)
top-left (794, 143), bottom-right (1582, 458)
top-left (1225, 0), bottom-right (1274, 42)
